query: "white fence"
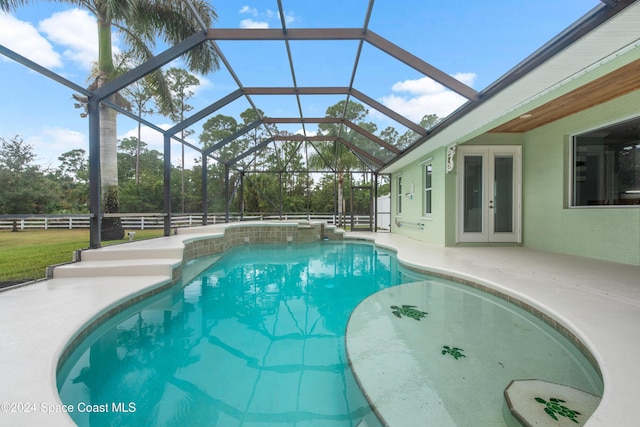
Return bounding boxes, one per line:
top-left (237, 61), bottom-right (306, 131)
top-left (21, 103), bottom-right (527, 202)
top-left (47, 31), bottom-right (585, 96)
top-left (0, 213), bottom-right (350, 230)
top-left (1, 216), bottom-right (91, 230)
top-left (0, 214), bottom-right (217, 231)
top-left (0, 213), bottom-right (378, 231)
top-left (376, 195), bottom-right (391, 230)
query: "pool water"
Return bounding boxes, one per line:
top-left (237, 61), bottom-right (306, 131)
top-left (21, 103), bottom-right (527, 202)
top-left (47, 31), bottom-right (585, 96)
top-left (57, 242), bottom-right (602, 426)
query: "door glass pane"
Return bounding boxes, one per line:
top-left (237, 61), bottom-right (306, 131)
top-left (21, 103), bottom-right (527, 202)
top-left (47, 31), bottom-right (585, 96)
top-left (463, 156), bottom-right (483, 232)
top-left (494, 156), bottom-right (513, 233)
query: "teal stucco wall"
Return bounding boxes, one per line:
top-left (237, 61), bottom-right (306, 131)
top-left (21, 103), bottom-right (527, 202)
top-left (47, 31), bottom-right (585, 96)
top-left (389, 91), bottom-right (640, 266)
top-left (521, 90), bottom-right (640, 266)
top-left (390, 146), bottom-right (447, 245)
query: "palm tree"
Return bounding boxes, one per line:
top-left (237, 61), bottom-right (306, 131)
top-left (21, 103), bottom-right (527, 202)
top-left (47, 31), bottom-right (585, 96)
top-left (0, 0), bottom-right (220, 239)
top-left (308, 101), bottom-right (370, 227)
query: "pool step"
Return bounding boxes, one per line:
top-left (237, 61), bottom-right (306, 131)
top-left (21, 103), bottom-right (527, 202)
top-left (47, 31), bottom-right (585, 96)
top-left (79, 245), bottom-right (184, 261)
top-left (50, 238), bottom-right (187, 279)
top-left (52, 258), bottom-right (181, 279)
top-left (503, 379), bottom-right (601, 426)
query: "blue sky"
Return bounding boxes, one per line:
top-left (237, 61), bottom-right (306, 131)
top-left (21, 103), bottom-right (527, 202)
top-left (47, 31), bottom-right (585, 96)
top-left (0, 0), bottom-right (601, 169)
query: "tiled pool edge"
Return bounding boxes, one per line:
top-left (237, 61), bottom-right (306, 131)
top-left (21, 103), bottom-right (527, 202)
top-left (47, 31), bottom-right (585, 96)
top-left (54, 278), bottom-right (176, 382)
top-left (180, 222), bottom-right (343, 262)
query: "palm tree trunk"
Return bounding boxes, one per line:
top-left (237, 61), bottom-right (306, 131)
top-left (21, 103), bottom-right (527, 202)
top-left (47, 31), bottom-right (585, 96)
top-left (136, 121), bottom-right (141, 186)
top-left (181, 131), bottom-right (185, 213)
top-left (100, 102), bottom-right (118, 192)
top-left (337, 173), bottom-right (344, 227)
top-left (97, 15), bottom-right (123, 240)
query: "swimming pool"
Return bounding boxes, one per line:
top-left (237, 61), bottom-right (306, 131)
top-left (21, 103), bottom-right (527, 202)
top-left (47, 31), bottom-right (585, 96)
top-left (56, 241), bottom-right (602, 426)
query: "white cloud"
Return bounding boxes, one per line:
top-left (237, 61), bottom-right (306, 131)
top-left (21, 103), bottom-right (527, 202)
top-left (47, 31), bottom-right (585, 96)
top-left (190, 73), bottom-right (213, 95)
top-left (240, 19), bottom-right (269, 29)
top-left (163, 59), bottom-right (213, 96)
top-left (0, 13), bottom-right (62, 68)
top-left (280, 11), bottom-right (295, 25)
top-left (27, 126), bottom-right (87, 168)
top-left (238, 6), bottom-right (294, 28)
top-left (38, 9), bottom-right (99, 70)
top-left (30, 122), bottom-right (201, 169)
top-left (239, 6), bottom-right (258, 16)
top-left (120, 123), bottom-right (170, 153)
top-left (380, 72), bottom-right (477, 122)
top-left (295, 128), bottom-right (317, 137)
top-left (119, 123), bottom-right (200, 169)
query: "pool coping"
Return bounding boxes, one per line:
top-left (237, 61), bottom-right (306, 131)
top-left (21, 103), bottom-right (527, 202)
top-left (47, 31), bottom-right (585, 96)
top-left (0, 222), bottom-right (638, 426)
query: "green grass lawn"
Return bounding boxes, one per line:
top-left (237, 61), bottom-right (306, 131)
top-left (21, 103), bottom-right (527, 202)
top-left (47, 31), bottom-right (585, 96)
top-left (0, 229), bottom-right (164, 285)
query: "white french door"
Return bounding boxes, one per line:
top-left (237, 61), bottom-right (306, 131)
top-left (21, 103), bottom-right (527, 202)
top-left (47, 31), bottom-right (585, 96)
top-left (457, 146), bottom-right (521, 243)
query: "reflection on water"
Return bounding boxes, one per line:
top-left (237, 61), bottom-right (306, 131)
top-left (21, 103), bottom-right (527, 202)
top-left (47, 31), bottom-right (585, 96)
top-left (58, 242), bottom-right (409, 426)
top-left (58, 242), bottom-right (604, 426)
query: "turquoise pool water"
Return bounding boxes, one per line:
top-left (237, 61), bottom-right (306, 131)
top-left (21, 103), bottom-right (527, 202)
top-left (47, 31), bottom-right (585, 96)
top-left (57, 242), bottom-right (602, 426)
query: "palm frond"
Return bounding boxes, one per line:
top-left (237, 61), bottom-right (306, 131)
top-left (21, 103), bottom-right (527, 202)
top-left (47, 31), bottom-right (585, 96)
top-left (109, 26), bottom-right (175, 113)
top-left (145, 69), bottom-right (174, 115)
top-left (131, 0), bottom-right (220, 75)
top-left (95, 0), bottom-right (138, 21)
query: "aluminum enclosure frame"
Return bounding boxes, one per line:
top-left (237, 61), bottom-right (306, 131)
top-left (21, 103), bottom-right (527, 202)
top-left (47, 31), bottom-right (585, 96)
top-left (0, 0), bottom-right (631, 248)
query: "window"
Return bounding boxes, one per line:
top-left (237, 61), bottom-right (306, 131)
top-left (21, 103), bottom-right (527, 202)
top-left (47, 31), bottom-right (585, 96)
top-left (573, 117), bottom-right (640, 206)
top-left (396, 175), bottom-right (402, 214)
top-left (424, 163), bottom-right (432, 215)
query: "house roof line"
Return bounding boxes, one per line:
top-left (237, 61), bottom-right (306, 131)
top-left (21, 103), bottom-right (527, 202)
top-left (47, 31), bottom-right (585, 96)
top-left (381, 0), bottom-right (639, 173)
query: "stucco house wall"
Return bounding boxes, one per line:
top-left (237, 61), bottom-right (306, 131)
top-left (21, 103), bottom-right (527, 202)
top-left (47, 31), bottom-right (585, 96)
top-left (389, 91), bottom-right (640, 266)
top-left (521, 89), bottom-right (640, 265)
top-left (390, 146), bottom-right (447, 245)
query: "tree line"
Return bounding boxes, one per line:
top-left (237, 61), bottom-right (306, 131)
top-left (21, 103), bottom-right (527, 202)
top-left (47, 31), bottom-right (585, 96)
top-left (0, 132), bottom-right (381, 217)
top-left (0, 96), bottom-right (443, 217)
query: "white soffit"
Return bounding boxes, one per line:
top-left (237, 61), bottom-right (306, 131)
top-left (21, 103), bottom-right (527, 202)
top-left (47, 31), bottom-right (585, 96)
top-left (385, 1), bottom-right (640, 173)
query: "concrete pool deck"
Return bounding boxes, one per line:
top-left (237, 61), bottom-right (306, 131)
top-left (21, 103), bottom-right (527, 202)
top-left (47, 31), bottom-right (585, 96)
top-left (0, 222), bottom-right (638, 426)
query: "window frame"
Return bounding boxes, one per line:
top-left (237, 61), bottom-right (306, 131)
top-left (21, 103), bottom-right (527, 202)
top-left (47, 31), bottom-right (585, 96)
top-left (423, 162), bottom-right (432, 217)
top-left (570, 117), bottom-right (640, 208)
top-left (396, 174), bottom-right (403, 215)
